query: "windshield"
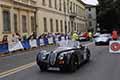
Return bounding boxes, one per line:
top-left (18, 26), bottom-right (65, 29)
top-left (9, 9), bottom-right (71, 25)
top-left (58, 40), bottom-right (80, 48)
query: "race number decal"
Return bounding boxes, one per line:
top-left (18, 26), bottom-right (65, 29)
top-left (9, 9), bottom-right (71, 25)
top-left (111, 42), bottom-right (120, 51)
top-left (109, 41), bottom-right (120, 53)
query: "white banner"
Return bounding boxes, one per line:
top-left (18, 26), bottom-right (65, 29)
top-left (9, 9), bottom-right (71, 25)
top-left (61, 36), bottom-right (65, 40)
top-left (55, 37), bottom-right (59, 43)
top-left (109, 41), bottom-right (120, 53)
top-left (29, 39), bottom-right (37, 48)
top-left (9, 41), bottom-right (24, 52)
top-left (40, 39), bottom-right (45, 46)
top-left (66, 36), bottom-right (69, 40)
top-left (48, 37), bottom-right (54, 44)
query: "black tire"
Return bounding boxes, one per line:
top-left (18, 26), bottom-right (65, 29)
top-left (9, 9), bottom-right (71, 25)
top-left (67, 56), bottom-right (78, 72)
top-left (95, 42), bottom-right (99, 46)
top-left (39, 64), bottom-right (48, 72)
top-left (60, 66), bottom-right (67, 72)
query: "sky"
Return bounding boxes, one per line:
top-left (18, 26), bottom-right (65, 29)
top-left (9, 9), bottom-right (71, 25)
top-left (81, 0), bottom-right (98, 5)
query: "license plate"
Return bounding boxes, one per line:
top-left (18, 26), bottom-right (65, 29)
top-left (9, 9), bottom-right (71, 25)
top-left (48, 67), bottom-right (60, 71)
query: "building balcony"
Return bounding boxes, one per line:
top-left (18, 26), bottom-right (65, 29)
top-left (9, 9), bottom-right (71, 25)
top-left (69, 12), bottom-right (77, 18)
top-left (13, 0), bottom-right (36, 6)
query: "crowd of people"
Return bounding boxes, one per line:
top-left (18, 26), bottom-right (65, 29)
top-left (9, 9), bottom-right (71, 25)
top-left (71, 31), bottom-right (93, 41)
top-left (1, 32), bottom-right (71, 44)
top-left (2, 29), bottom-right (118, 45)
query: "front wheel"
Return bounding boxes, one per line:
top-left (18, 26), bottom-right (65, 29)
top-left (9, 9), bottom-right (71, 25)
top-left (39, 64), bottom-right (48, 72)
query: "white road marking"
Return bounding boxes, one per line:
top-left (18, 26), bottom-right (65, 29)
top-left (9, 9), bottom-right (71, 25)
top-left (0, 62), bottom-right (36, 78)
top-left (0, 42), bottom-right (94, 78)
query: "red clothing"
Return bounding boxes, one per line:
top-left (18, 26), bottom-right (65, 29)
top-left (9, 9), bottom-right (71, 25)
top-left (83, 32), bottom-right (89, 38)
top-left (112, 30), bottom-right (118, 40)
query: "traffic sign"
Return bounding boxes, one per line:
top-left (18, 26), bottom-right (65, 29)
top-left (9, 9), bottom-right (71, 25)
top-left (109, 41), bottom-right (120, 53)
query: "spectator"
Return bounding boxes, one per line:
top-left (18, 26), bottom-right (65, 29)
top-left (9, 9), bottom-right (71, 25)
top-left (28, 34), bottom-right (33, 40)
top-left (88, 31), bottom-right (93, 41)
top-left (16, 32), bottom-right (22, 41)
top-left (12, 33), bottom-right (21, 42)
top-left (12, 34), bottom-right (18, 42)
top-left (2, 35), bottom-right (8, 44)
top-left (23, 32), bottom-right (28, 40)
top-left (32, 32), bottom-right (37, 39)
top-left (72, 31), bottom-right (79, 41)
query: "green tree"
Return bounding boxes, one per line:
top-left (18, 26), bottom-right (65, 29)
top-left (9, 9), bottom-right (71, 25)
top-left (97, 0), bottom-right (120, 32)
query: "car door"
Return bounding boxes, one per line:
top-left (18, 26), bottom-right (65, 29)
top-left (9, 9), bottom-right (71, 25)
top-left (74, 48), bottom-right (84, 63)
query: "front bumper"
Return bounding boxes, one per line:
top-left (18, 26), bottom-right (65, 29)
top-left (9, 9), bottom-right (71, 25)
top-left (95, 41), bottom-right (109, 45)
top-left (37, 59), bottom-right (67, 68)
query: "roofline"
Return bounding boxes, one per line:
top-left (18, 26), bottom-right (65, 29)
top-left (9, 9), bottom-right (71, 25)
top-left (77, 0), bottom-right (86, 5)
top-left (85, 4), bottom-right (97, 8)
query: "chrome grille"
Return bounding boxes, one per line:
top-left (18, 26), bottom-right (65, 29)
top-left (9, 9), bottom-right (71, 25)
top-left (49, 52), bottom-right (57, 65)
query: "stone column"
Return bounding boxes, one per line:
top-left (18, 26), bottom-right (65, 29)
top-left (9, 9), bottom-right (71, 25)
top-left (0, 6), bottom-right (3, 41)
top-left (18, 9), bottom-right (22, 35)
top-left (27, 11), bottom-right (31, 35)
top-left (10, 7), bottom-right (14, 33)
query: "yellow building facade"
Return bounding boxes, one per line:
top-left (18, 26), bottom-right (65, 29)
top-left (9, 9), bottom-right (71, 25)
top-left (0, 0), bottom-right (36, 42)
top-left (0, 0), bottom-right (87, 42)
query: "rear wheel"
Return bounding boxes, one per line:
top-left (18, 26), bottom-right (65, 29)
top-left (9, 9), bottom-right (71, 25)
top-left (67, 56), bottom-right (78, 72)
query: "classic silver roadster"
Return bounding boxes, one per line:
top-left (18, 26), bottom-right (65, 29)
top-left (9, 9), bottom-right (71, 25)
top-left (36, 40), bottom-right (91, 72)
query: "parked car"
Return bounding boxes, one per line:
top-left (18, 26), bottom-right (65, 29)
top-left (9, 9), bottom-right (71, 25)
top-left (79, 32), bottom-right (90, 41)
top-left (36, 40), bottom-right (91, 72)
top-left (95, 34), bottom-right (112, 45)
top-left (93, 32), bottom-right (101, 38)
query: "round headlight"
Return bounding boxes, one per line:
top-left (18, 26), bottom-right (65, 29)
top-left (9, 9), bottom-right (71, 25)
top-left (59, 55), bottom-right (64, 60)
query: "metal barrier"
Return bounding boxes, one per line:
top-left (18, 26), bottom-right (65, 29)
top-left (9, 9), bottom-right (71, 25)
top-left (0, 36), bottom-right (69, 53)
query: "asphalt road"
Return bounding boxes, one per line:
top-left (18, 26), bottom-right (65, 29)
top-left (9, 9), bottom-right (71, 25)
top-left (1, 42), bottom-right (120, 80)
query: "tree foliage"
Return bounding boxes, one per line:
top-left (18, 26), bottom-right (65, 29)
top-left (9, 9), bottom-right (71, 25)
top-left (97, 0), bottom-right (120, 32)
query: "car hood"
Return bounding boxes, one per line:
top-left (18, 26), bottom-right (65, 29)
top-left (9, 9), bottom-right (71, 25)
top-left (53, 47), bottom-right (73, 53)
top-left (38, 47), bottom-right (74, 65)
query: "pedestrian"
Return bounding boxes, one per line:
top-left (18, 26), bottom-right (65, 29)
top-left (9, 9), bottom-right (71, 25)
top-left (112, 29), bottom-right (118, 40)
